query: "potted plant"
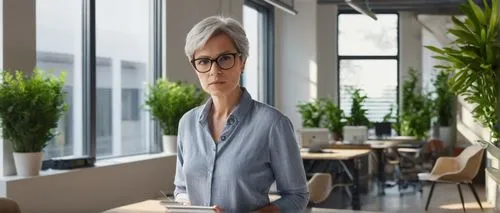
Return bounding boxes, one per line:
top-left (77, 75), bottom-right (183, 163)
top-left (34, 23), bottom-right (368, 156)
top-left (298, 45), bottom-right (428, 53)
top-left (433, 69), bottom-right (454, 146)
top-left (346, 88), bottom-right (371, 127)
top-left (297, 99), bottom-right (325, 128)
top-left (145, 78), bottom-right (206, 153)
top-left (0, 69), bottom-right (67, 176)
top-left (322, 99), bottom-right (346, 141)
top-left (342, 88), bottom-right (371, 144)
top-left (399, 68), bottom-right (435, 140)
top-left (426, 0), bottom-right (499, 206)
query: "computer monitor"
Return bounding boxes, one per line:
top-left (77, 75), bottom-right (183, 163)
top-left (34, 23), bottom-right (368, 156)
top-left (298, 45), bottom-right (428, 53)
top-left (297, 128), bottom-right (330, 148)
top-left (375, 122), bottom-right (392, 137)
top-left (343, 126), bottom-right (368, 144)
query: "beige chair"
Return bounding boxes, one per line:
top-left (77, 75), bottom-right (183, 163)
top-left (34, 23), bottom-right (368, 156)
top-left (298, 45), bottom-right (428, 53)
top-left (268, 173), bottom-right (334, 204)
top-left (0, 198), bottom-right (21, 213)
top-left (307, 173), bottom-right (333, 204)
top-left (424, 144), bottom-right (485, 212)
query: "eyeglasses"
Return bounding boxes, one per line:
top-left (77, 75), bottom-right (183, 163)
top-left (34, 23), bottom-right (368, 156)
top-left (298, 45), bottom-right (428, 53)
top-left (191, 52), bottom-right (241, 73)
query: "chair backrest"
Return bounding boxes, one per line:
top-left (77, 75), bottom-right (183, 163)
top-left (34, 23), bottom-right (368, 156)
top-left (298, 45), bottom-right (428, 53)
top-left (456, 144), bottom-right (485, 181)
top-left (0, 198), bottom-right (21, 213)
top-left (307, 173), bottom-right (332, 204)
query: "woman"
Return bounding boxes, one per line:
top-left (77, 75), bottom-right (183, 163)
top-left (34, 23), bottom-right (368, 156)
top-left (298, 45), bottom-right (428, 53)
top-left (173, 16), bottom-right (308, 212)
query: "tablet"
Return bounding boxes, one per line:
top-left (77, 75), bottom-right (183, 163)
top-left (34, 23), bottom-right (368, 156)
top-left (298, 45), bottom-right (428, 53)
top-left (164, 204), bottom-right (216, 212)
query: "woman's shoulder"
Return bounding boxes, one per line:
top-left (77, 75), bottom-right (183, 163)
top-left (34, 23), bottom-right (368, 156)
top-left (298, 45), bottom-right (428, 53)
top-left (251, 101), bottom-right (289, 122)
top-left (179, 105), bottom-right (205, 125)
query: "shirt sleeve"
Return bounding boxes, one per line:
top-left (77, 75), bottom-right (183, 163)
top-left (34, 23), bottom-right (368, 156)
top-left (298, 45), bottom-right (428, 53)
top-left (173, 117), bottom-right (189, 203)
top-left (269, 116), bottom-right (309, 211)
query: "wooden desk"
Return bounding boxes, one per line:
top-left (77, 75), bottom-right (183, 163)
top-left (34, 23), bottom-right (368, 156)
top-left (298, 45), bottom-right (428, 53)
top-left (301, 149), bottom-right (371, 160)
top-left (301, 149), bottom-right (371, 211)
top-left (103, 200), bottom-right (381, 213)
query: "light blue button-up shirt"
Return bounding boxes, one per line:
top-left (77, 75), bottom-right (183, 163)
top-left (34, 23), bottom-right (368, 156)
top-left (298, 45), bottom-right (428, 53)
top-left (173, 87), bottom-right (309, 212)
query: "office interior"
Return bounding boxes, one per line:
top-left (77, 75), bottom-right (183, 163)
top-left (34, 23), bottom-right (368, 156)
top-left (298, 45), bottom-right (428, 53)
top-left (0, 0), bottom-right (499, 212)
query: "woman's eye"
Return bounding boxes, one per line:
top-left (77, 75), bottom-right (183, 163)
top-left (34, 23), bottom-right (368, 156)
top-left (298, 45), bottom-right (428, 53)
top-left (219, 55), bottom-right (231, 62)
top-left (197, 59), bottom-right (210, 65)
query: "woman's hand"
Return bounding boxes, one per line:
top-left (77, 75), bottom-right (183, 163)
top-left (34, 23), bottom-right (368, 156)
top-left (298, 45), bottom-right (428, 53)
top-left (254, 204), bottom-right (279, 213)
top-left (213, 205), bottom-right (224, 213)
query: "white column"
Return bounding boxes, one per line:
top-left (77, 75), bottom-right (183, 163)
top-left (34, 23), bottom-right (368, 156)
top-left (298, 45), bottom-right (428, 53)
top-left (1, 0), bottom-right (36, 176)
top-left (399, 12), bottom-right (422, 113)
top-left (316, 3), bottom-right (338, 102)
top-left (112, 58), bottom-right (122, 156)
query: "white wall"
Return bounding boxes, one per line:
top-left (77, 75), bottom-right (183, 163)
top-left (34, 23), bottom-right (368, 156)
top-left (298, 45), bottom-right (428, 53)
top-left (1, 155), bottom-right (176, 213)
top-left (165, 0), bottom-right (244, 84)
top-left (275, 1), bottom-right (318, 128)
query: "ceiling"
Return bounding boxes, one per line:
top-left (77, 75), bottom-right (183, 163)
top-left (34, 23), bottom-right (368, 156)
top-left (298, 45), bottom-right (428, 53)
top-left (317, 0), bottom-right (490, 14)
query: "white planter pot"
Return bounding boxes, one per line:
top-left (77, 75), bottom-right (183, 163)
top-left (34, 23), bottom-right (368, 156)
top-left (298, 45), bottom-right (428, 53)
top-left (163, 135), bottom-right (177, 154)
top-left (13, 152), bottom-right (43, 176)
top-left (439, 126), bottom-right (452, 147)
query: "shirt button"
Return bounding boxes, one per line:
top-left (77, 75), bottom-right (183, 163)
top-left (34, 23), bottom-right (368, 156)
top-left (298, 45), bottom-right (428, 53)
top-left (227, 118), bottom-right (235, 125)
top-left (221, 135), bottom-right (226, 141)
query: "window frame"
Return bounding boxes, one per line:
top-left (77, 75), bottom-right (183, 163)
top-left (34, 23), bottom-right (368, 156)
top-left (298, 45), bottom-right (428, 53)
top-left (243, 0), bottom-right (275, 106)
top-left (336, 11), bottom-right (400, 121)
top-left (41, 0), bottom-right (163, 169)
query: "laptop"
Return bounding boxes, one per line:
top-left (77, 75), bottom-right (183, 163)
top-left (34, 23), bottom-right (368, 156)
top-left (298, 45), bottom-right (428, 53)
top-left (343, 126), bottom-right (368, 144)
top-left (297, 128), bottom-right (331, 148)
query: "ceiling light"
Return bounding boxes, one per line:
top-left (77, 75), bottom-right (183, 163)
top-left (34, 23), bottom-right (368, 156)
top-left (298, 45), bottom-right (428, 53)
top-left (263, 0), bottom-right (298, 15)
top-left (345, 0), bottom-right (377, 21)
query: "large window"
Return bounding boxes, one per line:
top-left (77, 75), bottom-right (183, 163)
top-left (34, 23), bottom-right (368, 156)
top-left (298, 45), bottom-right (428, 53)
top-left (36, 0), bottom-right (161, 160)
top-left (242, 0), bottom-right (274, 105)
top-left (36, 0), bottom-right (83, 159)
top-left (338, 13), bottom-right (399, 122)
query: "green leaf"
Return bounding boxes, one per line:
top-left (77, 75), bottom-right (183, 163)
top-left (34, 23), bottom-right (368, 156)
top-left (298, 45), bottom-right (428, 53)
top-left (488, 0), bottom-right (499, 38)
top-left (483, 0), bottom-right (492, 20)
top-left (425, 45), bottom-right (446, 54)
top-left (461, 4), bottom-right (481, 30)
top-left (452, 16), bottom-right (473, 33)
top-left (468, 0), bottom-right (487, 25)
top-left (449, 29), bottom-right (478, 43)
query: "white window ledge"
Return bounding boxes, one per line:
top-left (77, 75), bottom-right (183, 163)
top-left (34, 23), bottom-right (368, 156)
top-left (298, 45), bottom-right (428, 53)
top-left (0, 152), bottom-right (176, 182)
top-left (0, 152), bottom-right (177, 213)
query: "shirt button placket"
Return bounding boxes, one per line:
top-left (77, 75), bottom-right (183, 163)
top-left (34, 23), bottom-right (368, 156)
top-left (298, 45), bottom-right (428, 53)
top-left (207, 143), bottom-right (217, 206)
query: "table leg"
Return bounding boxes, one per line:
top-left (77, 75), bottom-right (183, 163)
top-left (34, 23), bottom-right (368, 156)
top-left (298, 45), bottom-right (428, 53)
top-left (376, 148), bottom-right (385, 196)
top-left (346, 159), bottom-right (361, 210)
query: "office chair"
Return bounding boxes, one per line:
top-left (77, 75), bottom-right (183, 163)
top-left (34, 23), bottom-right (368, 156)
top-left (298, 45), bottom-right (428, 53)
top-left (424, 144), bottom-right (485, 212)
top-left (0, 198), bottom-right (21, 213)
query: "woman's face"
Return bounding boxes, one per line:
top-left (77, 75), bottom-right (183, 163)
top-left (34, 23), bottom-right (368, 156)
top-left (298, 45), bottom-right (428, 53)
top-left (191, 33), bottom-right (245, 97)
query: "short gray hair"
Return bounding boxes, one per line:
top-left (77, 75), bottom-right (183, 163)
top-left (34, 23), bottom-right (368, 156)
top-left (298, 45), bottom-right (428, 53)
top-left (185, 16), bottom-right (249, 60)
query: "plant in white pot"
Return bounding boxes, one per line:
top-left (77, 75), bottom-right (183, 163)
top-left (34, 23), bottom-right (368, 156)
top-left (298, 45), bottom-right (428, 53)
top-left (344, 88), bottom-right (371, 144)
top-left (145, 78), bottom-right (206, 153)
top-left (0, 69), bottom-right (67, 176)
top-left (432, 69), bottom-right (454, 147)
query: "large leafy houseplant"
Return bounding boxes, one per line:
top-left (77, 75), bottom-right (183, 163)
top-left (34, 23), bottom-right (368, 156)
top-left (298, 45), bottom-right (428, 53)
top-left (347, 88), bottom-right (371, 127)
top-left (426, 0), bottom-right (500, 144)
top-left (399, 68), bottom-right (435, 139)
top-left (0, 69), bottom-right (67, 176)
top-left (145, 78), bottom-right (206, 136)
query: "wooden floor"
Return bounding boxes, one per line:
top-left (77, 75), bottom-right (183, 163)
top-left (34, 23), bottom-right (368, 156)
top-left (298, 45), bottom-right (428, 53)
top-left (313, 183), bottom-right (496, 213)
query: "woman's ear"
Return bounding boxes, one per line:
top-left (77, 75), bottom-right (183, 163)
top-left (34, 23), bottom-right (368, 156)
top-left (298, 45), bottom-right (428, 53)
top-left (241, 59), bottom-right (247, 73)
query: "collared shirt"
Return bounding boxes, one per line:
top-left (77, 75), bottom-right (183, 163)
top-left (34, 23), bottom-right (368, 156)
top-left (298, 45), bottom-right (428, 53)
top-left (173, 87), bottom-right (309, 212)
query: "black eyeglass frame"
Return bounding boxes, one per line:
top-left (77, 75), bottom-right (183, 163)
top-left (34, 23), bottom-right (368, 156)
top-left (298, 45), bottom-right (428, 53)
top-left (190, 52), bottom-right (242, 73)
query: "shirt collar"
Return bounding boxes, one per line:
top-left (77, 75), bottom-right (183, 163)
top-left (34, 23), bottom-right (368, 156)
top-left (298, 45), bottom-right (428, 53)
top-left (198, 87), bottom-right (253, 126)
